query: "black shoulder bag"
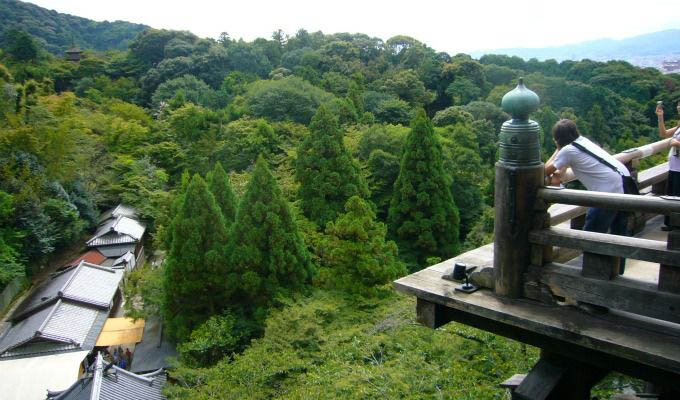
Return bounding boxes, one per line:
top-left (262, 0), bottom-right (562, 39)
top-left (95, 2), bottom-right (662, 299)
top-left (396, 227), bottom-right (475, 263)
top-left (571, 141), bottom-right (640, 195)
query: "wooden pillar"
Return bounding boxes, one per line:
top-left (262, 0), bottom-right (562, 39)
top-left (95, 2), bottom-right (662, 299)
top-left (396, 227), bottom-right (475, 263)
top-left (494, 163), bottom-right (544, 297)
top-left (659, 212), bottom-right (680, 294)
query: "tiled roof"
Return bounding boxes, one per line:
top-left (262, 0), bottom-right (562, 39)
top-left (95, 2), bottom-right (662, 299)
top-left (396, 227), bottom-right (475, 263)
top-left (47, 353), bottom-right (166, 400)
top-left (130, 316), bottom-right (177, 374)
top-left (64, 249), bottom-right (106, 268)
top-left (97, 244), bottom-right (136, 258)
top-left (87, 216), bottom-right (145, 247)
top-left (0, 262), bottom-right (122, 359)
top-left (97, 204), bottom-right (139, 224)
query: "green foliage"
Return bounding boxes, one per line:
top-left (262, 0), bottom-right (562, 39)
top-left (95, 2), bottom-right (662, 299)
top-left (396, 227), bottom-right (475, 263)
top-left (178, 312), bottom-right (252, 367)
top-left (228, 156), bottom-right (314, 308)
top-left (1, 0), bottom-right (147, 54)
top-left (319, 196), bottom-right (406, 292)
top-left (217, 118), bottom-right (282, 172)
top-left (151, 74), bottom-right (216, 109)
top-left (207, 161), bottom-right (237, 225)
top-left (123, 262), bottom-right (164, 319)
top-left (388, 110), bottom-right (460, 269)
top-left (0, 191), bottom-right (25, 289)
top-left (166, 290), bottom-right (539, 399)
top-left (245, 76), bottom-right (335, 124)
top-left (295, 105), bottom-right (369, 227)
top-left (163, 174), bottom-right (229, 342)
top-left (432, 106), bottom-right (474, 127)
top-left (2, 29), bottom-right (39, 63)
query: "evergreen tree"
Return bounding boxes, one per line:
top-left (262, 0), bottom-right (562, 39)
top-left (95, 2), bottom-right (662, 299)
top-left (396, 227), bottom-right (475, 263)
top-left (295, 105), bottom-right (369, 227)
top-left (387, 109), bottom-right (460, 269)
top-left (162, 171), bottom-right (191, 251)
top-left (207, 161), bottom-right (237, 225)
top-left (228, 156), bottom-right (314, 307)
top-left (321, 196), bottom-right (406, 292)
top-left (163, 174), bottom-right (229, 342)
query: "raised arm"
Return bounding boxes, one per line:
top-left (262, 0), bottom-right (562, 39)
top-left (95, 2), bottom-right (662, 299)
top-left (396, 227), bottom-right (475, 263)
top-left (657, 103), bottom-right (679, 138)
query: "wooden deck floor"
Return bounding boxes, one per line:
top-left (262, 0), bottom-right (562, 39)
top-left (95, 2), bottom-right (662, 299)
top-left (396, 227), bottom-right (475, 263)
top-left (393, 215), bottom-right (680, 384)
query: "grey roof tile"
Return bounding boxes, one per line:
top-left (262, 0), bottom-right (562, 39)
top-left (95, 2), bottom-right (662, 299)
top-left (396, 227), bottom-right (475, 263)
top-left (0, 262), bottom-right (123, 359)
top-left (48, 353), bottom-right (166, 400)
top-left (96, 244), bottom-right (136, 258)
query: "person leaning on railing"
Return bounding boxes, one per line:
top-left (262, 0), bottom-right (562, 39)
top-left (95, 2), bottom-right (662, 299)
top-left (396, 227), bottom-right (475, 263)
top-left (544, 119), bottom-right (631, 273)
top-left (656, 101), bottom-right (680, 230)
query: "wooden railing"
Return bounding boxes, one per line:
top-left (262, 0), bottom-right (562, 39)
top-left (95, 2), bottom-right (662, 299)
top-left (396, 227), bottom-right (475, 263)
top-left (524, 138), bottom-right (680, 325)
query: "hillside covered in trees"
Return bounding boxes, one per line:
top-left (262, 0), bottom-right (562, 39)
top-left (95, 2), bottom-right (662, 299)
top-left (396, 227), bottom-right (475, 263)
top-left (1, 0), bottom-right (148, 54)
top-left (1, 5), bottom-right (679, 397)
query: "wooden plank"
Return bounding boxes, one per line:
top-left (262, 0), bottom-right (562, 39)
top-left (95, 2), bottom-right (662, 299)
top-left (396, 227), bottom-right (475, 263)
top-left (637, 163), bottom-right (669, 189)
top-left (538, 187), bottom-right (680, 215)
top-left (529, 227), bottom-right (680, 267)
top-left (548, 203), bottom-right (586, 227)
top-left (393, 267), bottom-right (680, 378)
top-left (526, 263), bottom-right (680, 324)
top-left (500, 374), bottom-right (526, 389)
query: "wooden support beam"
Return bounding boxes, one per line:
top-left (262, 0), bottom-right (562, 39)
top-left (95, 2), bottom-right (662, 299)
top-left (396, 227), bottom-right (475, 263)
top-left (526, 263), bottom-right (680, 324)
top-left (416, 298), bottom-right (453, 329)
top-left (529, 227), bottom-right (680, 267)
top-left (659, 222), bottom-right (680, 294)
top-left (514, 351), bottom-right (609, 400)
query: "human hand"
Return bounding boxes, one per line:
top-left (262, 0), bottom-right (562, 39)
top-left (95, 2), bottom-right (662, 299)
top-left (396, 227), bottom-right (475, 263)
top-left (549, 171), bottom-right (561, 186)
top-left (656, 104), bottom-right (664, 118)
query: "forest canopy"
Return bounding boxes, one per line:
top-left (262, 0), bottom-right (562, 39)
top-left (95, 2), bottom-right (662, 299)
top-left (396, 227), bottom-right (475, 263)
top-left (1, 9), bottom-right (679, 397)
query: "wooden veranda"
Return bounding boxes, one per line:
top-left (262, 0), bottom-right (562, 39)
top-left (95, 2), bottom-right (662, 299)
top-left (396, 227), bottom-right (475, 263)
top-left (394, 136), bottom-right (680, 399)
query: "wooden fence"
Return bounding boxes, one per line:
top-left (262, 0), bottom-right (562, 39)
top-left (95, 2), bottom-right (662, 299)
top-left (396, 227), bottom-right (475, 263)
top-left (524, 138), bottom-right (680, 326)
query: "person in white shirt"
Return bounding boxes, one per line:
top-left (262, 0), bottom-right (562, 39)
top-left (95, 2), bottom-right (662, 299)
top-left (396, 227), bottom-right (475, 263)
top-left (656, 101), bottom-right (680, 230)
top-left (544, 119), bottom-right (630, 272)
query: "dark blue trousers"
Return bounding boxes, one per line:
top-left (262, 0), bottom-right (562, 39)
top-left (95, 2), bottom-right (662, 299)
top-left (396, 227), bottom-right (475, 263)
top-left (583, 208), bottom-right (629, 274)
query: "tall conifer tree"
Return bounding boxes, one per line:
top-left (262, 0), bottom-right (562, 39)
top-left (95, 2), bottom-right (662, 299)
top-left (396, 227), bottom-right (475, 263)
top-left (163, 174), bottom-right (229, 342)
top-left (228, 156), bottom-right (314, 306)
top-left (207, 161), bottom-right (237, 225)
top-left (295, 105), bottom-right (369, 227)
top-left (387, 109), bottom-right (460, 269)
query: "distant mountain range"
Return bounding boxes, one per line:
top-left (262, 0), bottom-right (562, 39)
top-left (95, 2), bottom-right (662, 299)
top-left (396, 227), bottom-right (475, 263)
top-left (0, 0), bottom-right (148, 54)
top-left (470, 30), bottom-right (680, 68)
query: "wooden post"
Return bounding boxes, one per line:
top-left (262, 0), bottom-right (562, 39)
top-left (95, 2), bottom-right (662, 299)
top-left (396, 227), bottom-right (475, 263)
top-left (495, 164), bottom-right (545, 298)
top-left (494, 80), bottom-right (543, 299)
top-left (659, 212), bottom-right (680, 294)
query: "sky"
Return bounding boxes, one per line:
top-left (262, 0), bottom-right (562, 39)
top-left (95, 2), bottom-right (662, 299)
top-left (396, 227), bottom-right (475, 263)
top-left (24, 0), bottom-right (680, 54)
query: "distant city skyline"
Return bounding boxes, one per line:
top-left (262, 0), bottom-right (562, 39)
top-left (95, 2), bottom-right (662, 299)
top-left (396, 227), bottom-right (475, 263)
top-left (23, 0), bottom-right (680, 55)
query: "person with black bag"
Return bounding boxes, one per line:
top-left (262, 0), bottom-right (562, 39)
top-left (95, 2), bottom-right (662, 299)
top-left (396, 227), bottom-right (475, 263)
top-left (544, 119), bottom-right (634, 273)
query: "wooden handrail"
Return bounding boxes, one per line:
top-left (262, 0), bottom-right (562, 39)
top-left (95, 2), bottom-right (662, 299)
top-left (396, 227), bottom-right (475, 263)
top-left (539, 187), bottom-right (680, 215)
top-left (529, 227), bottom-right (680, 266)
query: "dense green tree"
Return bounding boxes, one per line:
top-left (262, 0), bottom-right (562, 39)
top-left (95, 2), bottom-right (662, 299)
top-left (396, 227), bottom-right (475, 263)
top-left (228, 156), bottom-right (314, 307)
top-left (207, 162), bottom-right (237, 225)
top-left (320, 196), bottom-right (406, 292)
top-left (151, 74), bottom-right (216, 109)
top-left (246, 76), bottom-right (334, 124)
top-left (2, 29), bottom-right (39, 63)
top-left (163, 174), bottom-right (229, 342)
top-left (388, 109), bottom-right (460, 269)
top-left (296, 105), bottom-right (369, 227)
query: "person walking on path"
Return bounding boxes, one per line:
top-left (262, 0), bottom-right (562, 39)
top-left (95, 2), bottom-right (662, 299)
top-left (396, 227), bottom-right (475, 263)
top-left (656, 101), bottom-right (680, 230)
